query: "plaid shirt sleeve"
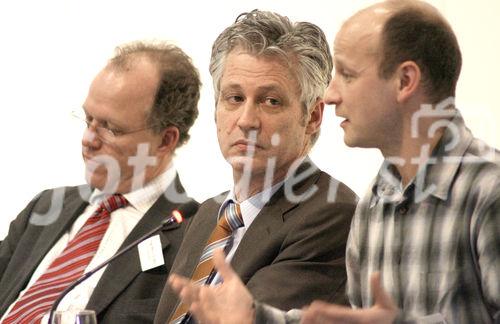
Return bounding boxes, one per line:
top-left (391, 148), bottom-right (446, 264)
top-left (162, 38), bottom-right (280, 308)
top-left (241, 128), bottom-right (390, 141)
top-left (476, 189), bottom-right (500, 318)
top-left (346, 196), bottom-right (365, 309)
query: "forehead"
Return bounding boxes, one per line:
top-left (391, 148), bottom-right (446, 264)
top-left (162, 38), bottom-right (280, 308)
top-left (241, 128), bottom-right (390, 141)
top-left (84, 64), bottom-right (159, 132)
top-left (333, 9), bottom-right (387, 66)
top-left (220, 50), bottom-right (300, 94)
top-left (86, 61), bottom-right (158, 113)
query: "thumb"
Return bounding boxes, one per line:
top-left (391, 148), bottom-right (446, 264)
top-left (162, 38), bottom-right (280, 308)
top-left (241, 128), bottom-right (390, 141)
top-left (213, 249), bottom-right (236, 281)
top-left (370, 272), bottom-right (396, 310)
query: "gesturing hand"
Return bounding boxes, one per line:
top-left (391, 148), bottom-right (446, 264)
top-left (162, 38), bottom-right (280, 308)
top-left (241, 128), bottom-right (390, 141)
top-left (301, 273), bottom-right (398, 324)
top-left (168, 249), bottom-right (255, 324)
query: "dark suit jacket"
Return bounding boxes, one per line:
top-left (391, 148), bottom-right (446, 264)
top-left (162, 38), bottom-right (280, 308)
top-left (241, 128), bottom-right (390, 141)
top-left (0, 176), bottom-right (198, 324)
top-left (154, 160), bottom-right (358, 324)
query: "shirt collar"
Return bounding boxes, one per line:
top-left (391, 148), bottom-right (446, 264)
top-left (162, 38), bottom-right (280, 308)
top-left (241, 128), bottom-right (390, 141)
top-left (218, 179), bottom-right (284, 228)
top-left (89, 162), bottom-right (177, 213)
top-left (423, 112), bottom-right (473, 200)
top-left (370, 111), bottom-right (473, 206)
top-left (218, 155), bottom-right (307, 225)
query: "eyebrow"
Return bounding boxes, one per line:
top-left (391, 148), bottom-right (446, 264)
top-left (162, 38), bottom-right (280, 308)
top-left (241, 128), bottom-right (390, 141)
top-left (333, 56), bottom-right (347, 69)
top-left (221, 83), bottom-right (285, 94)
top-left (82, 106), bottom-right (123, 128)
top-left (256, 85), bottom-right (284, 94)
top-left (220, 83), bottom-right (243, 92)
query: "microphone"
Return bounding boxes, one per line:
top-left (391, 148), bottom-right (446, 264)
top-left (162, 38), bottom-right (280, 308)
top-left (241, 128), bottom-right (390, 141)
top-left (48, 200), bottom-right (199, 323)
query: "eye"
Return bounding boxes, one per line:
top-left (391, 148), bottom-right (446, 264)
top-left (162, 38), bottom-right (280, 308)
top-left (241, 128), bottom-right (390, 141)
top-left (83, 113), bottom-right (92, 124)
top-left (340, 69), bottom-right (354, 82)
top-left (105, 126), bottom-right (124, 136)
top-left (264, 97), bottom-right (281, 107)
top-left (226, 95), bottom-right (244, 104)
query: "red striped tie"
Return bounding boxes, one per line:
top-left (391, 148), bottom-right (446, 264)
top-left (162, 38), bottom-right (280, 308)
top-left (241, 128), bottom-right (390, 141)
top-left (2, 194), bottom-right (128, 324)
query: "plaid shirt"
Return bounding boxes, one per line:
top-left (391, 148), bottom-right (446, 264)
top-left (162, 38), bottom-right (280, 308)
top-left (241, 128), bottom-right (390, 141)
top-left (347, 113), bottom-right (500, 323)
top-left (252, 113), bottom-right (499, 324)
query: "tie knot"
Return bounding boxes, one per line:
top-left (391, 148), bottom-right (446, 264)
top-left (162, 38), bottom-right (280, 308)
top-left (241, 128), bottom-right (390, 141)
top-left (100, 194), bottom-right (129, 213)
top-left (219, 202), bottom-right (244, 233)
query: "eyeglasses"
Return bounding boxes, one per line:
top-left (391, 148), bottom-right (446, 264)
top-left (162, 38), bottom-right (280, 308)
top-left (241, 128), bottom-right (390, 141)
top-left (71, 110), bottom-right (153, 143)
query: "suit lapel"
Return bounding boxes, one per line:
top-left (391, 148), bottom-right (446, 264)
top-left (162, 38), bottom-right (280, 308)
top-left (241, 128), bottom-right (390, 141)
top-left (174, 197), bottom-right (221, 280)
top-left (231, 159), bottom-right (321, 280)
top-left (153, 197), bottom-right (219, 324)
top-left (86, 177), bottom-right (188, 315)
top-left (5, 186), bottom-right (89, 310)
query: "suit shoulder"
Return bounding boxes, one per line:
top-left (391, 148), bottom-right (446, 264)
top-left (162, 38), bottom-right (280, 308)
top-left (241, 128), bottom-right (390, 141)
top-left (197, 192), bottom-right (226, 210)
top-left (186, 192), bottom-right (226, 226)
top-left (30, 185), bottom-right (89, 212)
top-left (281, 170), bottom-right (357, 229)
top-left (316, 171), bottom-right (359, 206)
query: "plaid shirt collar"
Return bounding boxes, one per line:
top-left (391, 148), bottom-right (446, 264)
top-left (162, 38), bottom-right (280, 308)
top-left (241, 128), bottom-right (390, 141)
top-left (370, 111), bottom-right (473, 208)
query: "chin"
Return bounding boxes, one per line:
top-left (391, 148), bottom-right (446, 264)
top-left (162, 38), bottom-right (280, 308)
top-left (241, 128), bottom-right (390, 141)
top-left (85, 173), bottom-right (104, 190)
top-left (343, 136), bottom-right (358, 148)
top-left (86, 171), bottom-right (120, 193)
top-left (226, 155), bottom-right (256, 169)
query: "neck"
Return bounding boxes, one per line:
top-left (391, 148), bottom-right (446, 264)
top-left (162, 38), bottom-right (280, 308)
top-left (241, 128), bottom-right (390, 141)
top-left (233, 167), bottom-right (289, 201)
top-left (116, 157), bottom-right (172, 194)
top-left (381, 116), bottom-right (446, 187)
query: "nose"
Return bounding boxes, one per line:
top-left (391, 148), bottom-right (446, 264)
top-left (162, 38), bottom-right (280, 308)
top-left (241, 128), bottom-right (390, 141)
top-left (81, 123), bottom-right (102, 150)
top-left (236, 101), bottom-right (260, 132)
top-left (324, 77), bottom-right (342, 106)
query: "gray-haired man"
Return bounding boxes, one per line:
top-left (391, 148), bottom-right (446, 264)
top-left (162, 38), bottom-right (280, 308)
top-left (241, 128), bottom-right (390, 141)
top-left (154, 10), bottom-right (358, 324)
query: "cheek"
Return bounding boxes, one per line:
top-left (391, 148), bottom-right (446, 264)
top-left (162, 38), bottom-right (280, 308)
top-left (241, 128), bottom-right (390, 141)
top-left (100, 147), bottom-right (133, 176)
top-left (215, 112), bottom-right (238, 138)
top-left (271, 124), bottom-right (306, 151)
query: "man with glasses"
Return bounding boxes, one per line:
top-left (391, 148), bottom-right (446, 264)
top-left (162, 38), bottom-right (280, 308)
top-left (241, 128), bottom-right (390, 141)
top-left (0, 41), bottom-right (201, 323)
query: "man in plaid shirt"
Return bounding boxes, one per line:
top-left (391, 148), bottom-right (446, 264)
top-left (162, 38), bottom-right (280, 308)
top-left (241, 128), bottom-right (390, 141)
top-left (166, 1), bottom-right (500, 323)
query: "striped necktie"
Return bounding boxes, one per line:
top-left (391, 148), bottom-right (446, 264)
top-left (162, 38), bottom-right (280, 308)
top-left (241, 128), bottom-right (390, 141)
top-left (3, 194), bottom-right (128, 324)
top-left (169, 201), bottom-right (244, 324)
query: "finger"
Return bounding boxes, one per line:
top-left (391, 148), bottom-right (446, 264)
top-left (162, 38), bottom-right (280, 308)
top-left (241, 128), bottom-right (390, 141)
top-left (370, 272), bottom-right (396, 310)
top-left (169, 274), bottom-right (201, 305)
top-left (213, 249), bottom-right (236, 281)
top-left (168, 274), bottom-right (192, 294)
top-left (301, 301), bottom-right (350, 323)
top-left (178, 285), bottom-right (201, 306)
top-left (307, 300), bottom-right (388, 324)
top-left (190, 287), bottom-right (215, 324)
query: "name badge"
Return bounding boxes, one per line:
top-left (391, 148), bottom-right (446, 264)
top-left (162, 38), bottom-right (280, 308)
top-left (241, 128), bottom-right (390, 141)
top-left (138, 234), bottom-right (164, 271)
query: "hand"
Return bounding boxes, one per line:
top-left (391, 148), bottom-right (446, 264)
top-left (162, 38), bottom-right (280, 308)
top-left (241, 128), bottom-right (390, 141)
top-left (168, 249), bottom-right (255, 324)
top-left (301, 273), bottom-right (398, 324)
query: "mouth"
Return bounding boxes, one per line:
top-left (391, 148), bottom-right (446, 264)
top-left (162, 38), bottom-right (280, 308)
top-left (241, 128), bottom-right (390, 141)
top-left (82, 153), bottom-right (101, 166)
top-left (232, 139), bottom-right (262, 151)
top-left (339, 118), bottom-right (350, 128)
top-left (335, 112), bottom-right (349, 128)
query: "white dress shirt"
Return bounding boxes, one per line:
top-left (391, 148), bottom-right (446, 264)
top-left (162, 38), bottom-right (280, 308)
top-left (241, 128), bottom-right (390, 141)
top-left (211, 180), bottom-right (283, 285)
top-left (1, 164), bottom-right (177, 323)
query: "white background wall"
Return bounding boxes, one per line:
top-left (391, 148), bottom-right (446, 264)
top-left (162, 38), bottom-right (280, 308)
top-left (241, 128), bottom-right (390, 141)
top-left (0, 0), bottom-right (499, 239)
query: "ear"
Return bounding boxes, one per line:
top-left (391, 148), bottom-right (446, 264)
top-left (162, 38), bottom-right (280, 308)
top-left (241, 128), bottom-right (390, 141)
top-left (305, 98), bottom-right (324, 135)
top-left (395, 61), bottom-right (421, 103)
top-left (156, 126), bottom-right (180, 156)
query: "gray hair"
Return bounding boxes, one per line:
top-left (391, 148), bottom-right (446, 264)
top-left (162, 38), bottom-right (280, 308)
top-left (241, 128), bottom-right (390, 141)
top-left (209, 10), bottom-right (332, 143)
top-left (111, 41), bottom-right (201, 148)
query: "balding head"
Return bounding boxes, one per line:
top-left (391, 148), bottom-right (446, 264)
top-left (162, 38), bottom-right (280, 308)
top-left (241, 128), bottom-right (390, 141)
top-left (341, 0), bottom-right (462, 103)
top-left (109, 41), bottom-right (201, 148)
